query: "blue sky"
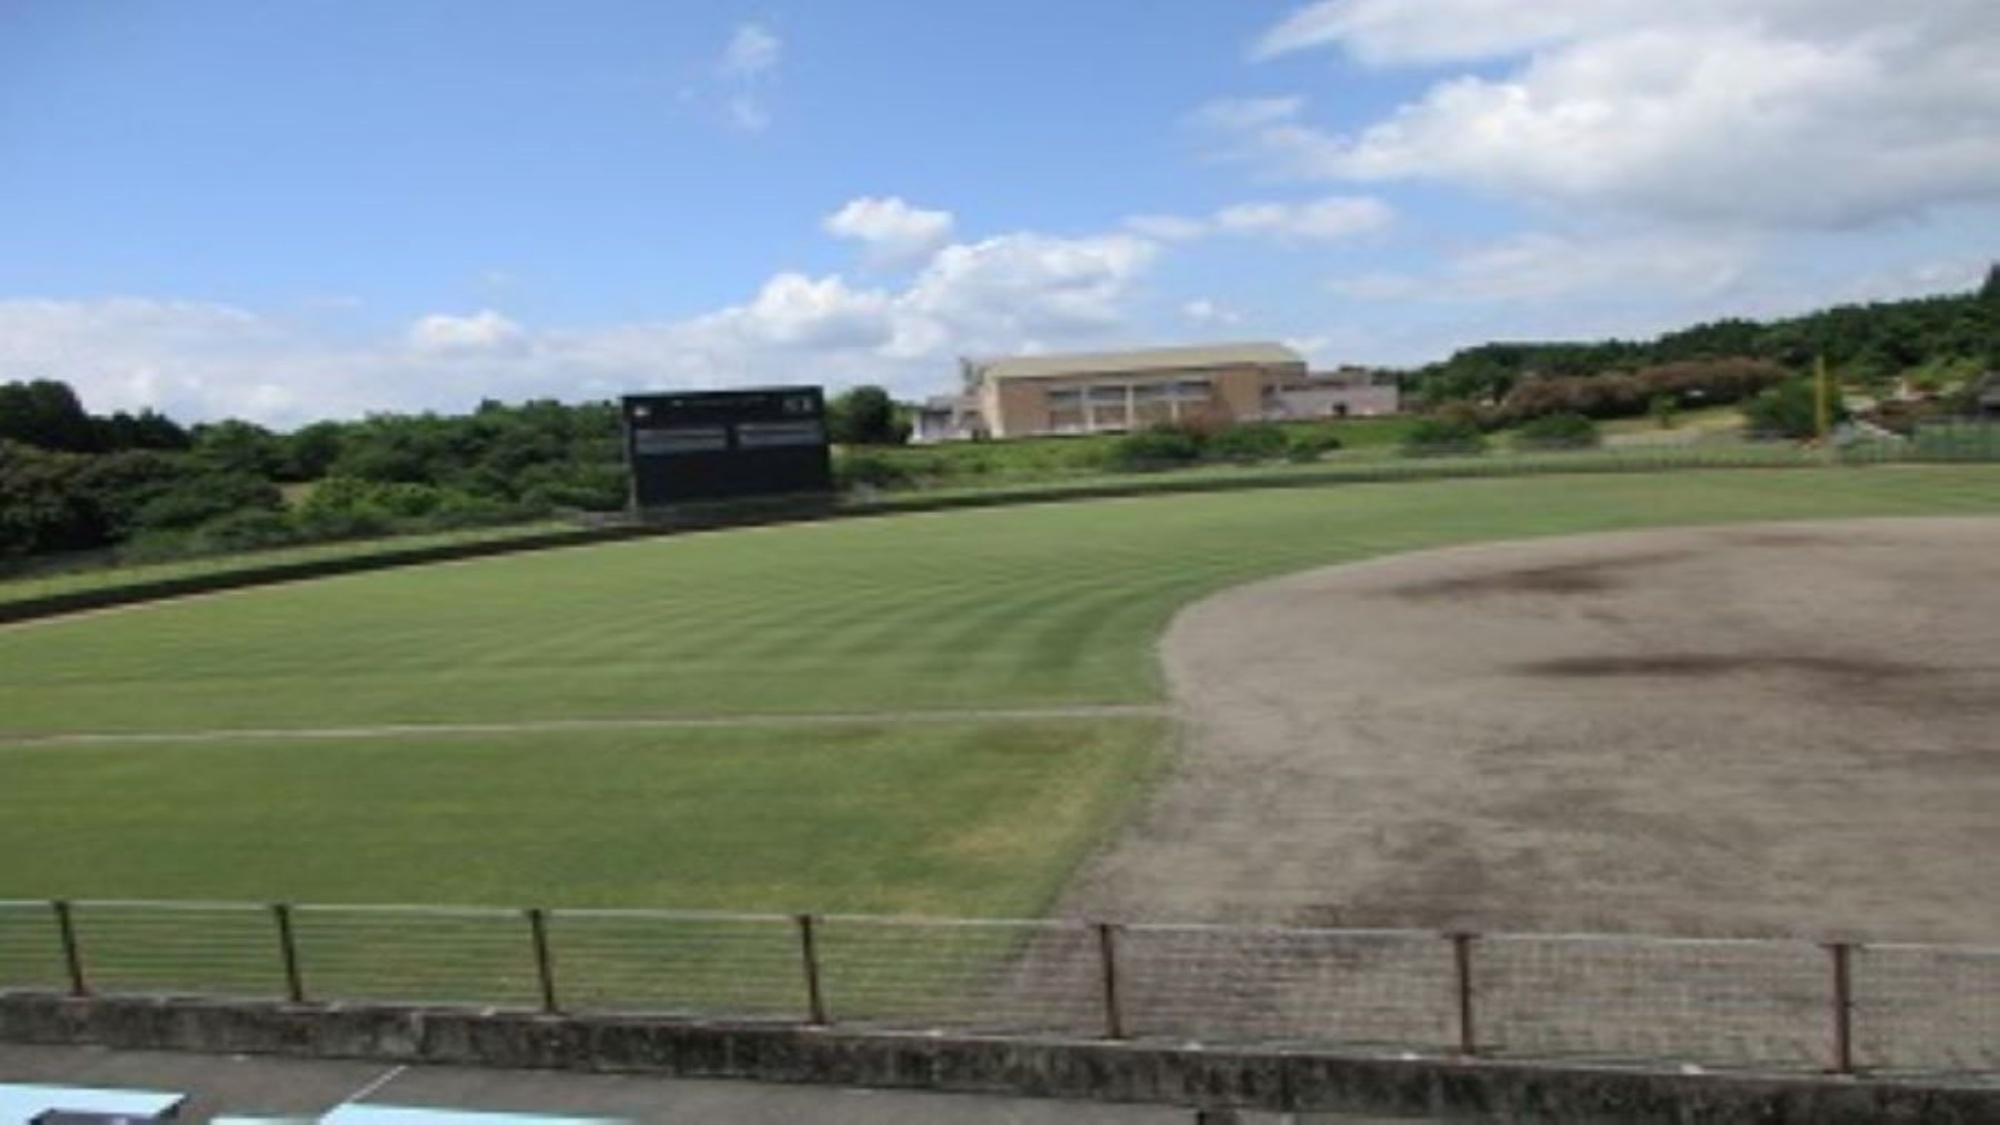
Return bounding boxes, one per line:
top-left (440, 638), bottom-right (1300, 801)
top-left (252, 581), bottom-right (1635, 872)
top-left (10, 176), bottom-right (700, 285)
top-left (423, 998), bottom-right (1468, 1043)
top-left (2, 0), bottom-right (1996, 425)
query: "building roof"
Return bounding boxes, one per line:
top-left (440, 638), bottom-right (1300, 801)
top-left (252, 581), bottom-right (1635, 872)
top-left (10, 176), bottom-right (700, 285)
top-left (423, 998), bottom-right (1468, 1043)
top-left (976, 342), bottom-right (1305, 382)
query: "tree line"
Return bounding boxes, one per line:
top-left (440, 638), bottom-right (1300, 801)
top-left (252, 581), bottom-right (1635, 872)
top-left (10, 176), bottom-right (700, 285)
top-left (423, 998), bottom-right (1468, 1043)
top-left (1408, 269), bottom-right (2000, 412)
top-left (0, 384), bottom-right (910, 563)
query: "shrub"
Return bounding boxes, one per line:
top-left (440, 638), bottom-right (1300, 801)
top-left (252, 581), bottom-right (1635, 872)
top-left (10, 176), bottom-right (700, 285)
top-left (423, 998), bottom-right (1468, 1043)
top-left (1512, 413), bottom-right (1601, 451)
top-left (1106, 425), bottom-right (1203, 471)
top-left (129, 472), bottom-right (284, 533)
top-left (186, 509), bottom-right (300, 553)
top-left (1203, 422), bottom-right (1290, 463)
top-left (1401, 415), bottom-right (1487, 456)
top-left (833, 451), bottom-right (914, 491)
top-left (1285, 425), bottom-right (1345, 462)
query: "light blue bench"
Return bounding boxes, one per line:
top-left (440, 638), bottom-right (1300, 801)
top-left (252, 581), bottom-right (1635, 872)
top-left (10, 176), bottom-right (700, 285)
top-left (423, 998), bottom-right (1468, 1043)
top-left (0, 1082), bottom-right (186, 1121)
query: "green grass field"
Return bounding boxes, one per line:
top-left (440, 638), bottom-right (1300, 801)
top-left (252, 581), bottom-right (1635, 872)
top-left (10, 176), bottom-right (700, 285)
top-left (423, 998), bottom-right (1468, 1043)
top-left (4, 466), bottom-right (1998, 916)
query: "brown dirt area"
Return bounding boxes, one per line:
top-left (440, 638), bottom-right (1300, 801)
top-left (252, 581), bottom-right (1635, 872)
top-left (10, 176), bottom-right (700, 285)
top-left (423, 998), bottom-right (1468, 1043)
top-left (1060, 517), bottom-right (2000, 943)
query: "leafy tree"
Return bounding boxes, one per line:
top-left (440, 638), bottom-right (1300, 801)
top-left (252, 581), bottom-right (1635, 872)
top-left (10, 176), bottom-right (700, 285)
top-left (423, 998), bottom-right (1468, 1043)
top-left (280, 421), bottom-right (345, 481)
top-left (1743, 376), bottom-right (1847, 439)
top-left (0, 380), bottom-right (99, 452)
top-left (0, 443), bottom-right (100, 555)
top-left (190, 419), bottom-right (285, 478)
top-left (129, 472), bottom-right (284, 533)
top-left (827, 385), bottom-right (910, 445)
top-left (95, 409), bottom-right (190, 452)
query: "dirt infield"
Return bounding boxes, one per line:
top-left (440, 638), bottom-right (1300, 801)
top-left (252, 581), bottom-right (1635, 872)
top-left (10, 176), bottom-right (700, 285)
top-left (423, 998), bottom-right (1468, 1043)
top-left (1062, 518), bottom-right (2000, 943)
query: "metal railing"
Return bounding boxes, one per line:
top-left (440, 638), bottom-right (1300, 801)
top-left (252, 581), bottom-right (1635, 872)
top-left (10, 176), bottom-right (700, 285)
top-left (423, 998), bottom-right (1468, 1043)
top-left (2, 900), bottom-right (1994, 1077)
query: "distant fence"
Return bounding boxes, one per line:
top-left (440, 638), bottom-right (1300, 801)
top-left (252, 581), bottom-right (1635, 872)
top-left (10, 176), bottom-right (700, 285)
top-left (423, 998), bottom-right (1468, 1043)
top-left (2, 900), bottom-right (1993, 1078)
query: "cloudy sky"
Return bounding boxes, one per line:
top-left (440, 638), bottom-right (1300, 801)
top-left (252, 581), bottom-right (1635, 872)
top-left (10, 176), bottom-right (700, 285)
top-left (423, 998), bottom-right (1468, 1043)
top-left (3, 1), bottom-right (1996, 426)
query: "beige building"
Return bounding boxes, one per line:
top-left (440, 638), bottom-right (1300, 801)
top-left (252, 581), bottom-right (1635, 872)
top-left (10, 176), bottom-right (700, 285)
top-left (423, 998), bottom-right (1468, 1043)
top-left (916, 342), bottom-right (1307, 442)
top-left (913, 342), bottom-right (1398, 442)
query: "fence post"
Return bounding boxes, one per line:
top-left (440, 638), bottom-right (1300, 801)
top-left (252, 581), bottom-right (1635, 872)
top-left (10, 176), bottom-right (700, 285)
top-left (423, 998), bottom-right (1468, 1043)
top-left (527, 908), bottom-right (559, 1014)
top-left (51, 900), bottom-right (87, 997)
top-left (1096, 922), bottom-right (1125, 1041)
top-left (1825, 941), bottom-right (1855, 1076)
top-left (272, 903), bottom-right (305, 1004)
top-left (1448, 931), bottom-right (1478, 1057)
top-left (796, 913), bottom-right (827, 1026)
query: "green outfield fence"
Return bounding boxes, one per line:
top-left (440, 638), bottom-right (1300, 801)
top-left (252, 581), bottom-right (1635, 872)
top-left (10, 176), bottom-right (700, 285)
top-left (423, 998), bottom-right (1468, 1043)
top-left (1, 899), bottom-right (1993, 1079)
top-left (7, 426), bottom-right (1999, 622)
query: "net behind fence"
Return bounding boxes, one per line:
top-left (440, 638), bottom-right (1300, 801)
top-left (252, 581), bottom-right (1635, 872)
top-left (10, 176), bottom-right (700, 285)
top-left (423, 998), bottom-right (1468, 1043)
top-left (1476, 934), bottom-right (1828, 1069)
top-left (0, 899), bottom-right (1993, 1079)
top-left (0, 903), bottom-right (63, 992)
top-left (1117, 924), bottom-right (1451, 1047)
top-left (1855, 943), bottom-right (2000, 1075)
top-left (817, 915), bottom-right (1101, 1037)
top-left (289, 905), bottom-right (540, 1008)
top-left (549, 910), bottom-right (801, 1020)
top-left (66, 901), bottom-right (282, 1000)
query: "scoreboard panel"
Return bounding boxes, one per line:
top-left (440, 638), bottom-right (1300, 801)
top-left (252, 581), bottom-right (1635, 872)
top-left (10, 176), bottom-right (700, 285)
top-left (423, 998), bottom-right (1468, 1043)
top-left (621, 386), bottom-right (834, 509)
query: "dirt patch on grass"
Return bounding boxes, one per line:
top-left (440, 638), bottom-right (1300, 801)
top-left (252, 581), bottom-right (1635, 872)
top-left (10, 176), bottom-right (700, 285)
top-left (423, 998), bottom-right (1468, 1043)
top-left (1385, 551), bottom-right (1688, 599)
top-left (1059, 517), bottom-right (2000, 943)
top-left (1511, 652), bottom-right (1931, 681)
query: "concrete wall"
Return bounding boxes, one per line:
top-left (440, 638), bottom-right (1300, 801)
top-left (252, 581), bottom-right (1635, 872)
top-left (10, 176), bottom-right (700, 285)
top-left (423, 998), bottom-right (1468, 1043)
top-left (1, 994), bottom-right (1990, 1124)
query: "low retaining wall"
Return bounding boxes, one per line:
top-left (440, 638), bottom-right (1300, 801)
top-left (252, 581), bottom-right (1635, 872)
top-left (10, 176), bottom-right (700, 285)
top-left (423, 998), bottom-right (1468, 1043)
top-left (2, 993), bottom-right (1991, 1123)
top-left (5, 456), bottom-right (1856, 627)
top-left (0, 526), bottom-right (643, 626)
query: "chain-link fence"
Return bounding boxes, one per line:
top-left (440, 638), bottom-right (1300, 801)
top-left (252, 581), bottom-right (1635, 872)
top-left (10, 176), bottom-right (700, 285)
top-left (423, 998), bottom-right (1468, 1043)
top-left (1, 900), bottom-right (1993, 1077)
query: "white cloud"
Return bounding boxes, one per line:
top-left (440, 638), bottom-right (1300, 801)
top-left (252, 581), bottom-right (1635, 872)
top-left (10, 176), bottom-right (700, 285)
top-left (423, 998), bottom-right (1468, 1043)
top-left (724, 96), bottom-right (770, 133)
top-left (719, 22), bottom-right (781, 78)
top-left (1330, 230), bottom-right (1757, 303)
top-left (408, 310), bottom-right (526, 354)
top-left (700, 272), bottom-right (896, 349)
top-left (1124, 195), bottom-right (1392, 244)
top-left (1189, 96), bottom-right (1304, 131)
top-left (1214, 196), bottom-right (1393, 241)
top-left (714, 22), bottom-right (782, 132)
top-left (1122, 214), bottom-right (1209, 242)
top-left (1254, 0), bottom-right (1628, 65)
top-left (905, 233), bottom-right (1159, 340)
top-left (1224, 3), bottom-right (2000, 228)
top-left (824, 196), bottom-right (957, 268)
top-left (0, 297), bottom-right (386, 424)
top-left (1181, 298), bottom-right (1242, 326)
top-left (1252, 1), bottom-right (1920, 66)
top-left (0, 223), bottom-right (1164, 425)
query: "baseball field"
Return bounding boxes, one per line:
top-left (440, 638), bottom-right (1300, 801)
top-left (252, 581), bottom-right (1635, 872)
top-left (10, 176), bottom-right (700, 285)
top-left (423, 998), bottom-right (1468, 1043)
top-left (3, 466), bottom-right (1997, 926)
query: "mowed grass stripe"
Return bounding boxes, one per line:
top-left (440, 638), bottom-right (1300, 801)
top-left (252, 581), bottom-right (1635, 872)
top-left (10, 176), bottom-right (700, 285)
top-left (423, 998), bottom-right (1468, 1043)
top-left (0, 719), bottom-right (1168, 914)
top-left (2, 468), bottom-right (1998, 737)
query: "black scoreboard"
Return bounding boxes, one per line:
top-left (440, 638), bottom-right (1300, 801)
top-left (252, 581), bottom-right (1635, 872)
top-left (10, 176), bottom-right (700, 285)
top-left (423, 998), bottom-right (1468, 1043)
top-left (621, 387), bottom-right (834, 510)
